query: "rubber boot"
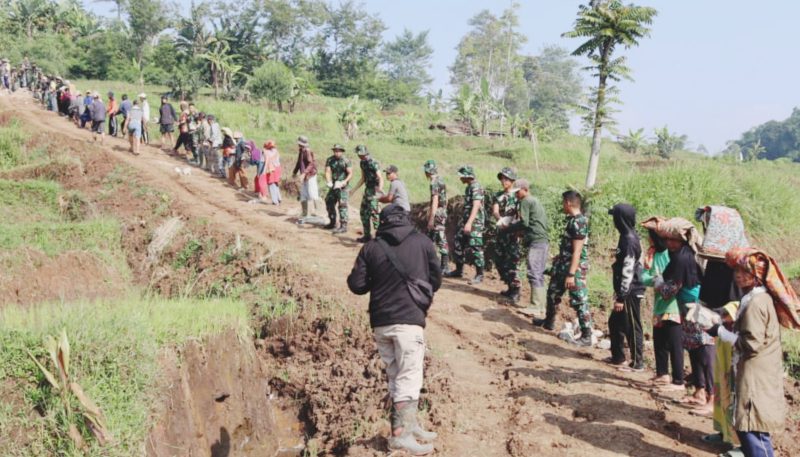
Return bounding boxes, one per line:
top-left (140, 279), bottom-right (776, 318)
top-left (533, 300), bottom-right (556, 330)
top-left (470, 266), bottom-right (484, 285)
top-left (301, 201), bottom-right (308, 218)
top-left (324, 213), bottom-right (336, 230)
top-left (408, 400), bottom-right (437, 442)
top-left (440, 254), bottom-right (450, 275)
top-left (333, 222), bottom-right (348, 234)
top-left (388, 402), bottom-right (433, 455)
top-left (444, 262), bottom-right (463, 278)
top-left (530, 286), bottom-right (547, 316)
top-left (507, 286), bottom-right (521, 305)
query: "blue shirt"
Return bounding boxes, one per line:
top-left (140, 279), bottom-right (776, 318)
top-left (118, 100), bottom-right (132, 117)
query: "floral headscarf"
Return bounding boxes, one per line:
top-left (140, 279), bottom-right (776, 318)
top-left (695, 206), bottom-right (749, 259)
top-left (725, 247), bottom-right (800, 329)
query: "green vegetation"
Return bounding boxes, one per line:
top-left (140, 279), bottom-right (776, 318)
top-left (733, 107), bottom-right (800, 162)
top-left (0, 296), bottom-right (250, 457)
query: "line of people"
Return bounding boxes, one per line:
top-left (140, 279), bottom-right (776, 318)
top-left (20, 71), bottom-right (798, 457)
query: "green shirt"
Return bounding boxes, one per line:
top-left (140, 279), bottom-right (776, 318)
top-left (556, 213), bottom-right (589, 267)
top-left (462, 180), bottom-right (485, 225)
top-left (360, 157), bottom-right (381, 195)
top-left (325, 155), bottom-right (351, 184)
top-left (517, 195), bottom-right (549, 246)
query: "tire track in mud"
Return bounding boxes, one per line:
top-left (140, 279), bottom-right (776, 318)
top-left (4, 92), bottom-right (725, 456)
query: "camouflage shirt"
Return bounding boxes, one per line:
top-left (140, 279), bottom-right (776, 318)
top-left (494, 190), bottom-right (518, 219)
top-left (429, 176), bottom-right (447, 207)
top-left (556, 214), bottom-right (589, 266)
top-left (325, 155), bottom-right (352, 185)
top-left (360, 157), bottom-right (381, 195)
top-left (462, 180), bottom-right (485, 224)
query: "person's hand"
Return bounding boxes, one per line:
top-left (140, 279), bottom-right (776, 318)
top-left (565, 275), bottom-right (576, 290)
top-left (427, 220), bottom-right (435, 231)
top-left (334, 181), bottom-right (344, 190)
top-left (326, 181), bottom-right (333, 189)
top-left (653, 275), bottom-right (664, 289)
top-left (464, 222), bottom-right (472, 234)
top-left (613, 302), bottom-right (624, 312)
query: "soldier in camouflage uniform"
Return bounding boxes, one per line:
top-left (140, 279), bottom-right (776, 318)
top-left (324, 144), bottom-right (354, 233)
top-left (492, 167), bottom-right (522, 303)
top-left (350, 145), bottom-right (383, 242)
top-left (423, 160), bottom-right (449, 273)
top-left (534, 190), bottom-right (593, 346)
top-left (444, 165), bottom-right (485, 284)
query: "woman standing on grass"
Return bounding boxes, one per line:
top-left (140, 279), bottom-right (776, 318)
top-left (704, 248), bottom-right (800, 457)
top-left (263, 140), bottom-right (282, 205)
top-left (124, 99), bottom-right (143, 156)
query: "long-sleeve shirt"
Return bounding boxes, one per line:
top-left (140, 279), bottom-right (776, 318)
top-left (209, 122), bottom-right (222, 147)
top-left (293, 148), bottom-right (317, 177)
top-left (515, 195), bottom-right (549, 246)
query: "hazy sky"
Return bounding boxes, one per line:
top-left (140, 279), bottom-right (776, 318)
top-left (88, 0), bottom-right (800, 152)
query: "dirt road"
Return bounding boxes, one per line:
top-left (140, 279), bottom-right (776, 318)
top-left (3, 92), bottom-right (744, 456)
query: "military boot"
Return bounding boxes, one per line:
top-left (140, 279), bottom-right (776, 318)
top-left (324, 214), bottom-right (336, 229)
top-left (333, 222), bottom-right (348, 234)
top-left (444, 262), bottom-right (463, 278)
top-left (356, 233), bottom-right (371, 243)
top-left (470, 266), bottom-right (484, 285)
top-left (388, 402), bottom-right (434, 456)
top-left (440, 254), bottom-right (450, 275)
top-left (507, 286), bottom-right (521, 304)
top-left (575, 327), bottom-right (594, 347)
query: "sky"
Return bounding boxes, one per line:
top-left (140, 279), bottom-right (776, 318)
top-left (87, 0), bottom-right (800, 153)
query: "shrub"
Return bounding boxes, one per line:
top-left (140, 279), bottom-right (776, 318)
top-left (246, 61), bottom-right (295, 111)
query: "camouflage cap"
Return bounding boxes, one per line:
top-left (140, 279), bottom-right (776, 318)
top-left (331, 144), bottom-right (346, 152)
top-left (457, 165), bottom-right (476, 178)
top-left (497, 167), bottom-right (517, 181)
top-left (355, 144), bottom-right (369, 156)
top-left (423, 160), bottom-right (437, 174)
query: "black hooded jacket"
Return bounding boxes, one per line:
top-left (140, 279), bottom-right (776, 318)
top-left (347, 205), bottom-right (442, 328)
top-left (610, 204), bottom-right (645, 300)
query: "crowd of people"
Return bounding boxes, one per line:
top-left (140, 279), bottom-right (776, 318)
top-left (9, 59), bottom-right (798, 457)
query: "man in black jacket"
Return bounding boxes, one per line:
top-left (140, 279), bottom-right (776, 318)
top-left (608, 203), bottom-right (646, 371)
top-left (347, 204), bottom-right (441, 456)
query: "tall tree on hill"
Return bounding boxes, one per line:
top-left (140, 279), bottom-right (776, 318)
top-left (127, 0), bottom-right (169, 86)
top-left (450, 4), bottom-right (526, 99)
top-left (312, 0), bottom-right (385, 98)
top-left (381, 29), bottom-right (434, 100)
top-left (258, 0), bottom-right (326, 66)
top-left (563, 0), bottom-right (656, 188)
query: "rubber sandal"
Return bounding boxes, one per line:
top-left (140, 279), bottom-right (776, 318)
top-left (701, 433), bottom-right (723, 443)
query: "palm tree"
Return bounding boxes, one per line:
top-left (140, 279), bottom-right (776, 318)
top-left (618, 128), bottom-right (647, 154)
top-left (563, 0), bottom-right (657, 188)
top-left (8, 0), bottom-right (53, 38)
top-left (746, 138), bottom-right (766, 162)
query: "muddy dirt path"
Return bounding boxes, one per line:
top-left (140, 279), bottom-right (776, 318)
top-left (4, 92), bottom-right (727, 456)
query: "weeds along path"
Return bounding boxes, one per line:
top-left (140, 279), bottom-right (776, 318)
top-left (4, 91), bottom-right (720, 456)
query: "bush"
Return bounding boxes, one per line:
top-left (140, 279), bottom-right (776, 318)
top-left (246, 61), bottom-right (294, 111)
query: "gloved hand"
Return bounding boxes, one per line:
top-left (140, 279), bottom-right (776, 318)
top-left (653, 275), bottom-right (664, 289)
top-left (326, 181), bottom-right (333, 189)
top-left (333, 181), bottom-right (345, 190)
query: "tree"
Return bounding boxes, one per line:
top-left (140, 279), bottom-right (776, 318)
top-left (654, 126), bottom-right (686, 159)
top-left (247, 60), bottom-right (295, 111)
top-left (381, 29), bottom-right (433, 100)
top-left (450, 4), bottom-right (526, 100)
top-left (312, 0), bottom-right (386, 98)
top-left (563, 0), bottom-right (657, 188)
top-left (127, 0), bottom-right (169, 86)
top-left (451, 84), bottom-right (477, 133)
top-left (744, 138), bottom-right (766, 162)
top-left (618, 128), bottom-right (647, 154)
top-left (7, 0), bottom-right (54, 38)
top-left (339, 95), bottom-right (367, 140)
top-left (525, 46), bottom-right (583, 131)
top-left (735, 107), bottom-right (800, 162)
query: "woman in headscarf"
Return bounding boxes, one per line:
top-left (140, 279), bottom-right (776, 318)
top-left (655, 218), bottom-right (707, 398)
top-left (641, 217), bottom-right (684, 388)
top-left (263, 140), bottom-right (282, 205)
top-left (247, 141), bottom-right (267, 201)
top-left (705, 248), bottom-right (800, 457)
top-left (695, 206), bottom-right (748, 450)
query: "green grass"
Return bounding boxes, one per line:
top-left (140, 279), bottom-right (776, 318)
top-left (0, 218), bottom-right (120, 257)
top-left (0, 295), bottom-right (251, 457)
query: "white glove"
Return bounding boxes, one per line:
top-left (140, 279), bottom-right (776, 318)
top-left (333, 181), bottom-right (345, 190)
top-left (326, 181), bottom-right (333, 189)
top-left (497, 216), bottom-right (513, 228)
top-left (653, 275), bottom-right (664, 289)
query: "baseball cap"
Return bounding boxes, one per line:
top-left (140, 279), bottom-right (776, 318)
top-left (510, 179), bottom-right (530, 192)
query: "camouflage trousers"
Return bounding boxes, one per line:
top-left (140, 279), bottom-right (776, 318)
top-left (546, 263), bottom-right (592, 331)
top-left (495, 233), bottom-right (521, 288)
top-left (426, 208), bottom-right (449, 256)
top-left (453, 225), bottom-right (484, 269)
top-left (325, 188), bottom-right (349, 223)
top-left (360, 194), bottom-right (380, 237)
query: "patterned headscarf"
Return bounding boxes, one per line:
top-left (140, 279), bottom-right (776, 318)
top-left (695, 206), bottom-right (749, 259)
top-left (641, 216), bottom-right (703, 253)
top-left (725, 247), bottom-right (800, 329)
